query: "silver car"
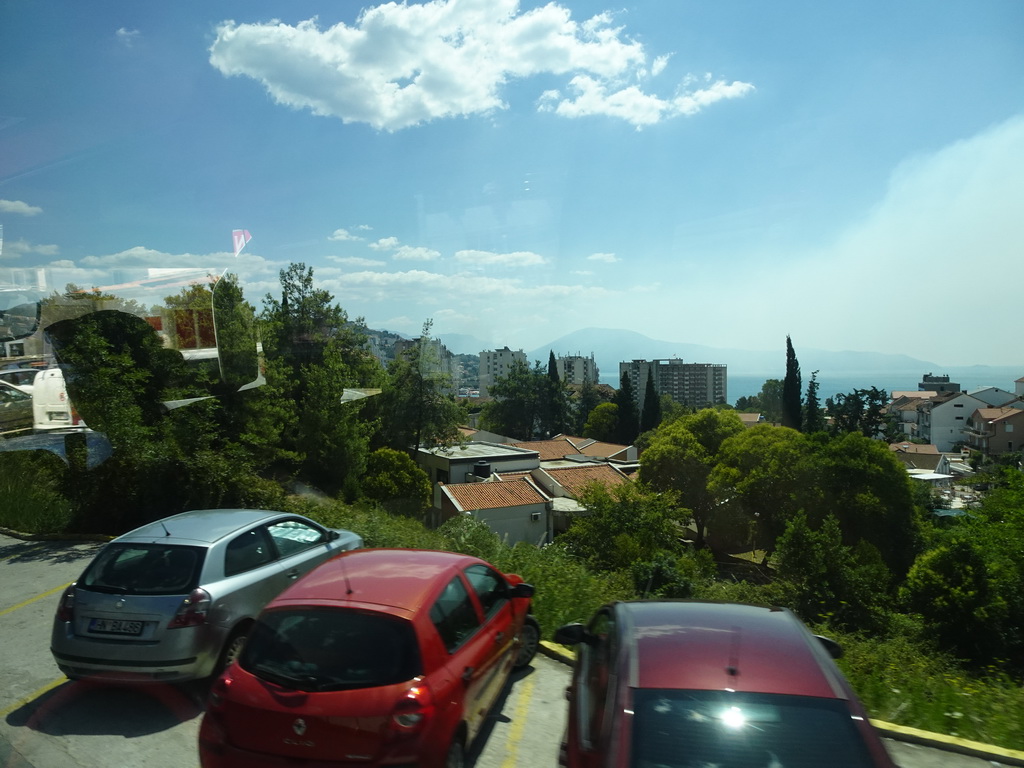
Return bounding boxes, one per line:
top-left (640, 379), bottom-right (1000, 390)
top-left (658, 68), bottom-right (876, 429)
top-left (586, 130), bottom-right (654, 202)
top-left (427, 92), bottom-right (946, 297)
top-left (51, 508), bottom-right (362, 683)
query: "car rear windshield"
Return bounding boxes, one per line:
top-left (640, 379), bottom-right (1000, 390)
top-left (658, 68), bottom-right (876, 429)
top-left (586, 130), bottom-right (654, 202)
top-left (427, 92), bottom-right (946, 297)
top-left (631, 690), bottom-right (876, 768)
top-left (80, 543), bottom-right (204, 595)
top-left (240, 608), bottom-right (422, 692)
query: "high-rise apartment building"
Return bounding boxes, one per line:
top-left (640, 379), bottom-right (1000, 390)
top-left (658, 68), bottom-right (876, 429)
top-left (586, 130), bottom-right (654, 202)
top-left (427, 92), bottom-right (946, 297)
top-left (479, 346), bottom-right (527, 396)
top-left (555, 353), bottom-right (600, 386)
top-left (620, 358), bottom-right (728, 410)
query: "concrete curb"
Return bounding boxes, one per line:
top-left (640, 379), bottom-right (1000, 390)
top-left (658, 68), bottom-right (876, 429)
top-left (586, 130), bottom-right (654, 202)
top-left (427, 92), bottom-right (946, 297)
top-left (0, 526), bottom-right (112, 543)
top-left (537, 641), bottom-right (1024, 765)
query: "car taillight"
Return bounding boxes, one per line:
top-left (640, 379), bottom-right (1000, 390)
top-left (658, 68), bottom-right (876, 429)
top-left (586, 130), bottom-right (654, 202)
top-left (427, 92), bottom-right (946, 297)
top-left (56, 584), bottom-right (75, 623)
top-left (388, 679), bottom-right (435, 739)
top-left (208, 671), bottom-right (234, 709)
top-left (167, 588), bottom-right (211, 629)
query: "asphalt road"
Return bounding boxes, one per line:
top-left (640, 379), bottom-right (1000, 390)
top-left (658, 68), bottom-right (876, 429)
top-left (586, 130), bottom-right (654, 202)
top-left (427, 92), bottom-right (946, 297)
top-left (0, 532), bottom-right (1016, 768)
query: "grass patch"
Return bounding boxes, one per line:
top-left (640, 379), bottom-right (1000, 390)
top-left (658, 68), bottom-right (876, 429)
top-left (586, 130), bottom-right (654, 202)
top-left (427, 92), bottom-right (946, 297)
top-left (0, 450), bottom-right (74, 534)
top-left (831, 629), bottom-right (1024, 750)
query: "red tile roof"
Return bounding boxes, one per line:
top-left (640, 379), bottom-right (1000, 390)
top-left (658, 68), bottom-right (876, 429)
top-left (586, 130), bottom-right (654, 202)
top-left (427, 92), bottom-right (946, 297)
top-left (443, 478), bottom-right (549, 511)
top-left (577, 441), bottom-right (629, 459)
top-left (542, 464), bottom-right (629, 497)
top-left (510, 438), bottom-right (582, 461)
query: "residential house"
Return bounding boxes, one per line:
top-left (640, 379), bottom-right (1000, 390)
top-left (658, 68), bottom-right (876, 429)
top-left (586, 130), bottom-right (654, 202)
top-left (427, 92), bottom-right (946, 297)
top-left (888, 442), bottom-right (951, 474)
top-left (417, 441), bottom-right (540, 487)
top-left (887, 392), bottom-right (936, 438)
top-left (917, 387), bottom-right (1018, 451)
top-left (437, 476), bottom-right (553, 545)
top-left (528, 462), bottom-right (631, 533)
top-left (965, 407), bottom-right (1024, 456)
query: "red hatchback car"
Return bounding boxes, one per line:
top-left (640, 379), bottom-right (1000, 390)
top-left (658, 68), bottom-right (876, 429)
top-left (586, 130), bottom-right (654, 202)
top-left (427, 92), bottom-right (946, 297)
top-left (199, 548), bottom-right (539, 768)
top-left (554, 601), bottom-right (896, 768)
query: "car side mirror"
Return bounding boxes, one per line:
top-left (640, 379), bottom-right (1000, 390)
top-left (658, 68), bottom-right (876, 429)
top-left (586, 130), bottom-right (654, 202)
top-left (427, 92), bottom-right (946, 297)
top-left (510, 582), bottom-right (534, 599)
top-left (553, 623), bottom-right (590, 646)
top-left (815, 634), bottom-right (844, 659)
top-left (327, 530), bottom-right (341, 541)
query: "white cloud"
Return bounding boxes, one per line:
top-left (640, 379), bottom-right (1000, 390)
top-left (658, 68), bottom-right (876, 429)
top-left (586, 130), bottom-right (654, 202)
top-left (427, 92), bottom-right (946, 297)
top-left (587, 252), bottom-right (618, 263)
top-left (116, 28), bottom-right (140, 47)
top-left (328, 227), bottom-right (363, 242)
top-left (369, 236), bottom-right (400, 251)
top-left (326, 255), bottom-right (387, 267)
top-left (454, 249), bottom-right (546, 266)
top-left (3, 239), bottom-right (58, 258)
top-left (0, 199), bottom-right (43, 216)
top-left (209, 2), bottom-right (750, 130)
top-left (540, 75), bottom-right (754, 128)
top-left (393, 245), bottom-right (441, 261)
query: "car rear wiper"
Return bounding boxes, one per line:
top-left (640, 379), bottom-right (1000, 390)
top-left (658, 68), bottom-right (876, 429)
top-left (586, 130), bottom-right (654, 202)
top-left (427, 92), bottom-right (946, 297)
top-left (253, 663), bottom-right (320, 691)
top-left (83, 584), bottom-right (132, 594)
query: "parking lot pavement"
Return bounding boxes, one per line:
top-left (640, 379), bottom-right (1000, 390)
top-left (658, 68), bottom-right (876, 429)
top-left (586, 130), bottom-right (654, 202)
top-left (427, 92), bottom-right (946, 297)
top-left (0, 534), bottom-right (204, 768)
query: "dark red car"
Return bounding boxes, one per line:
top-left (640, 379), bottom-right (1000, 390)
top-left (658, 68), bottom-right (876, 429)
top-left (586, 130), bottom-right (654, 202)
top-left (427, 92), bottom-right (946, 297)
top-left (199, 548), bottom-right (539, 768)
top-left (554, 601), bottom-right (896, 768)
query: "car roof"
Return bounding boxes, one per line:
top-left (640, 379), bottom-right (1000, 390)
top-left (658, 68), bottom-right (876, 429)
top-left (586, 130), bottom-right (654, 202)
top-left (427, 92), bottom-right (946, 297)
top-left (115, 508), bottom-right (294, 546)
top-left (615, 601), bottom-right (848, 700)
top-left (269, 548), bottom-right (486, 615)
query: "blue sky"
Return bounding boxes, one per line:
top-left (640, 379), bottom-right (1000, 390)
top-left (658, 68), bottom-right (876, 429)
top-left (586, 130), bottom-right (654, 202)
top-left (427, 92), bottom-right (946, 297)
top-left (2, 1), bottom-right (1022, 366)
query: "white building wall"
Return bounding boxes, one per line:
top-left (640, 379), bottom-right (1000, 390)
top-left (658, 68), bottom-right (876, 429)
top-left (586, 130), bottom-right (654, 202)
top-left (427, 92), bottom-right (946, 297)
top-left (478, 347), bottom-right (527, 396)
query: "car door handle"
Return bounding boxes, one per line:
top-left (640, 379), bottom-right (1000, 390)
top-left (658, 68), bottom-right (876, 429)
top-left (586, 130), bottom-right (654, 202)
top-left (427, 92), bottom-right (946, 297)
top-left (286, 568), bottom-right (301, 579)
top-left (495, 632), bottom-right (505, 644)
top-left (462, 666), bottom-right (474, 683)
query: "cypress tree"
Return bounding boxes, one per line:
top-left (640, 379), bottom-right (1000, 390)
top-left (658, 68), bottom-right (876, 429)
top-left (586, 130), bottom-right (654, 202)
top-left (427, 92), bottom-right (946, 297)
top-left (640, 371), bottom-right (662, 432)
top-left (782, 335), bottom-right (802, 430)
top-left (613, 370), bottom-right (640, 445)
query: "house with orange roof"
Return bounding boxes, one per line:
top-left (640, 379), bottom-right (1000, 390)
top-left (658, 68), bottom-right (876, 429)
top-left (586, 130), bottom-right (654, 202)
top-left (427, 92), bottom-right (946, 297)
top-left (965, 406), bottom-right (1024, 456)
top-left (437, 476), bottom-right (553, 545)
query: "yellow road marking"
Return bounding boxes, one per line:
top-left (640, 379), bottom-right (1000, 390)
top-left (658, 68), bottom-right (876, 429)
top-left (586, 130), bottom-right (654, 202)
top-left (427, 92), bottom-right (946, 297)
top-left (501, 673), bottom-right (537, 768)
top-left (0, 582), bottom-right (70, 618)
top-left (0, 676), bottom-right (67, 718)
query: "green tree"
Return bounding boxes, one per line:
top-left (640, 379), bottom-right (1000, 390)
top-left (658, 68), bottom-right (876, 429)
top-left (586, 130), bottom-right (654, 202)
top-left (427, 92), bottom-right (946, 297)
top-left (758, 378), bottom-right (784, 422)
top-left (901, 536), bottom-right (1006, 662)
top-left (794, 431), bottom-right (921, 578)
top-left (362, 448), bottom-right (432, 519)
top-left (774, 511), bottom-right (890, 630)
top-left (572, 378), bottom-right (603, 435)
top-left (261, 263), bottom-right (385, 496)
top-left (583, 402), bottom-right (619, 442)
top-left (782, 335), bottom-right (802, 430)
top-left (803, 369), bottom-right (825, 433)
top-left (639, 409), bottom-right (745, 548)
top-left (558, 482), bottom-right (686, 572)
top-left (379, 320), bottom-right (465, 453)
top-left (640, 373), bottom-right (662, 433)
top-left (480, 359), bottom-right (544, 439)
top-left (826, 386), bottom-right (899, 440)
top-left (708, 424), bottom-right (811, 557)
top-left (542, 350), bottom-right (569, 437)
top-left (612, 370), bottom-right (640, 445)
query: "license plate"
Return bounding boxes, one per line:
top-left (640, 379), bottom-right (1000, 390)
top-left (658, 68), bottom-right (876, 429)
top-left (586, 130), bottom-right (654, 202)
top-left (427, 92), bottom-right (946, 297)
top-left (48, 412), bottom-right (69, 420)
top-left (89, 618), bottom-right (144, 635)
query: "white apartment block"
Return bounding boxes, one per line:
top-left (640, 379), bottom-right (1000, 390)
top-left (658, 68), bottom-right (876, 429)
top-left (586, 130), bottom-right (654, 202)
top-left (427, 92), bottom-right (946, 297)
top-left (620, 358), bottom-right (728, 410)
top-left (478, 346), bottom-right (527, 396)
top-left (918, 387), bottom-right (1019, 451)
top-left (555, 353), bottom-right (600, 386)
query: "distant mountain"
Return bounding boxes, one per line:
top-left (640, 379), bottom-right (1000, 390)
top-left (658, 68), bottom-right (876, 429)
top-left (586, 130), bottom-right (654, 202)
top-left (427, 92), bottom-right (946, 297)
top-left (528, 327), bottom-right (1019, 380)
top-left (434, 332), bottom-right (494, 356)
